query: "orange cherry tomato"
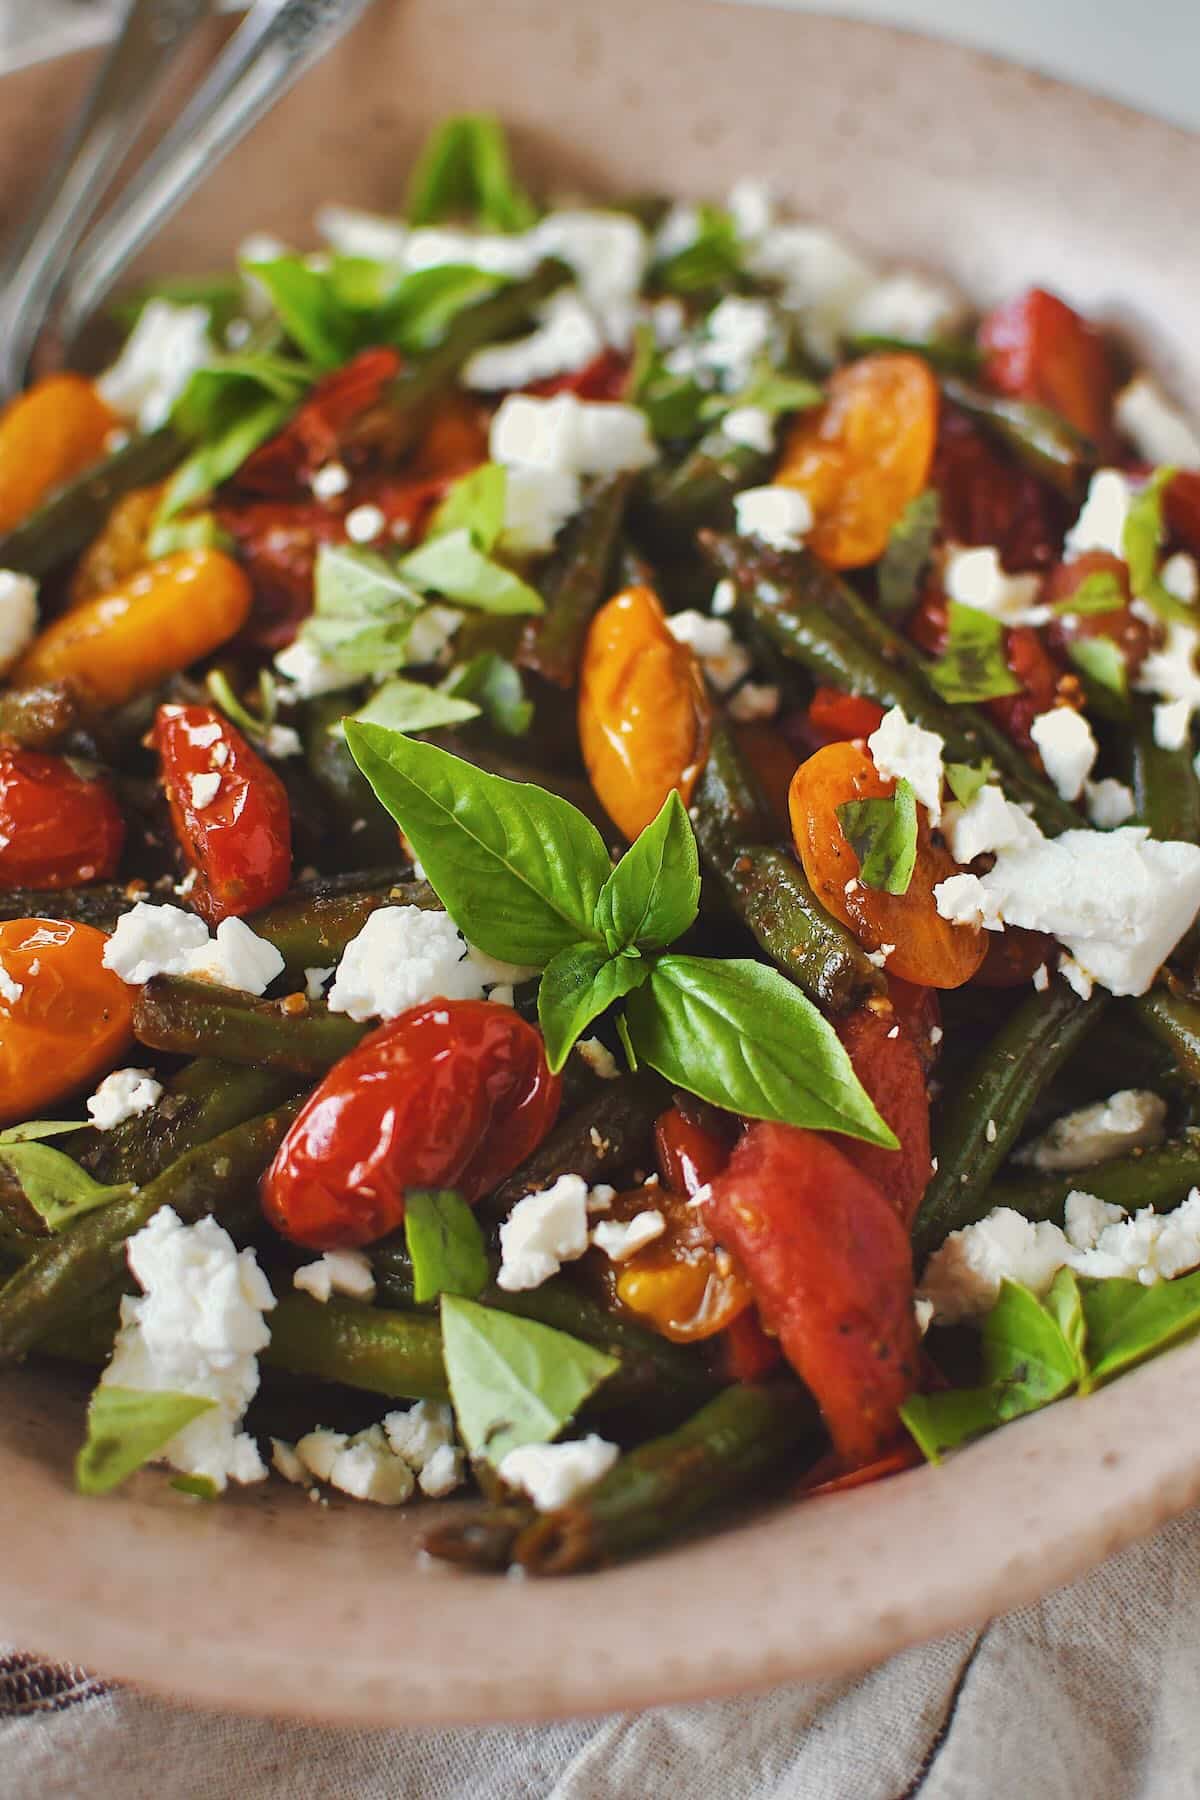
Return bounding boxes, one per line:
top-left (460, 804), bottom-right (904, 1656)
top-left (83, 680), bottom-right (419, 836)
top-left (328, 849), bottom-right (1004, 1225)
top-left (978, 288), bottom-right (1114, 446)
top-left (15, 550), bottom-right (252, 708)
top-left (775, 353), bottom-right (938, 568)
top-left (605, 1183), bottom-right (755, 1344)
top-left (152, 704), bottom-right (292, 924)
top-left (0, 751), bottom-right (125, 889)
top-left (806, 686), bottom-right (887, 747)
top-left (578, 585), bottom-right (713, 840)
top-left (654, 1104), bottom-right (735, 1197)
top-left (262, 1000), bottom-right (561, 1249)
top-left (70, 484), bottom-right (163, 606)
top-left (0, 919), bottom-right (134, 1126)
top-left (833, 1004), bottom-right (932, 1228)
top-left (0, 375), bottom-right (116, 534)
top-left (788, 740), bottom-right (986, 988)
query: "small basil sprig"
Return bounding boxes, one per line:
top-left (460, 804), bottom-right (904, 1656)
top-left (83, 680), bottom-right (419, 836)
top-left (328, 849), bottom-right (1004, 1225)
top-left (1123, 465), bottom-right (1185, 621)
top-left (877, 489), bottom-right (939, 620)
top-left (0, 1141), bottom-right (133, 1233)
top-left (836, 779), bottom-right (918, 895)
top-left (927, 599), bottom-right (1022, 704)
top-left (346, 724), bottom-right (896, 1147)
top-left (406, 113), bottom-right (538, 234)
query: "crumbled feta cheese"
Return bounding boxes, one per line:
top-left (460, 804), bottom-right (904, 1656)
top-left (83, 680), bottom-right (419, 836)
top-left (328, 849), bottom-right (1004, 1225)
top-left (293, 1249), bottom-right (377, 1305)
top-left (188, 771), bottom-right (221, 810)
top-left (0, 962), bottom-right (22, 1005)
top-left (1085, 778), bottom-right (1136, 829)
top-left (101, 1207), bottom-right (274, 1490)
top-left (324, 906), bottom-right (491, 1022)
top-left (917, 1207), bottom-right (1072, 1324)
top-left (577, 1036), bottom-right (619, 1081)
top-left (666, 610), bottom-right (752, 692)
top-left (314, 205), bottom-right (409, 263)
top-left (487, 983), bottom-right (515, 1008)
top-left (866, 943), bottom-right (896, 969)
top-left (1114, 375), bottom-right (1200, 469)
top-left (498, 465), bottom-right (582, 555)
top-left (86, 1067), bottom-right (163, 1131)
top-left (727, 178), bottom-right (773, 243)
top-left (183, 917), bottom-right (286, 996)
top-left (98, 300), bottom-right (214, 432)
top-left (531, 210), bottom-right (647, 345)
top-left (344, 503), bottom-right (386, 544)
top-left (934, 825), bottom-right (1200, 995)
top-left (1064, 469), bottom-right (1135, 561)
top-left (867, 706), bottom-right (946, 823)
top-left (696, 296), bottom-right (775, 391)
top-left (103, 902), bottom-right (212, 985)
top-left (327, 1425), bottom-right (416, 1506)
top-left (728, 681), bottom-right (780, 722)
top-left (273, 637), bottom-right (359, 698)
top-left (0, 569), bottom-right (38, 673)
top-left (944, 784), bottom-right (1042, 864)
top-left (591, 1209), bottom-right (666, 1262)
top-left (463, 290), bottom-right (604, 391)
top-left (1066, 1186), bottom-right (1200, 1286)
top-left (294, 1429), bottom-right (346, 1483)
top-left (1032, 962), bottom-right (1050, 992)
top-left (1163, 553), bottom-right (1200, 605)
top-left (304, 964), bottom-right (333, 1000)
top-left (496, 1173), bottom-right (590, 1291)
top-left (418, 1441), bottom-right (463, 1498)
top-left (647, 295), bottom-right (687, 347)
top-left (1135, 618), bottom-right (1200, 751)
top-left (847, 269), bottom-right (969, 343)
top-left (748, 224), bottom-right (874, 361)
top-left (733, 485), bottom-right (812, 550)
top-left (941, 544), bottom-right (1044, 625)
top-left (498, 1434), bottom-right (619, 1511)
top-left (914, 1296), bottom-right (935, 1337)
top-left (1059, 954), bottom-right (1094, 1000)
top-left (1015, 1089), bottom-right (1168, 1173)
top-left (586, 1184), bottom-right (616, 1214)
top-left (383, 1401), bottom-right (463, 1496)
top-left (310, 461), bottom-right (351, 501)
top-left (404, 225), bottom-right (537, 282)
top-left (1029, 708), bottom-right (1098, 802)
top-left (721, 405), bottom-right (775, 453)
top-left (270, 1439), bottom-right (312, 1487)
top-left (653, 202), bottom-right (704, 263)
top-left (711, 578), bottom-right (737, 616)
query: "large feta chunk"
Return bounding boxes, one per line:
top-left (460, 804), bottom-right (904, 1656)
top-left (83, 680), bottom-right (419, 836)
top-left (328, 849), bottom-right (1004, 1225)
top-left (102, 902), bottom-right (211, 985)
top-left (462, 291), bottom-right (603, 392)
top-left (497, 1434), bottom-right (619, 1510)
top-left (666, 610), bottom-right (752, 692)
top-left (383, 1401), bottom-right (463, 1498)
top-left (315, 205), bottom-right (409, 264)
top-left (101, 1207), bottom-right (275, 1490)
top-left (1135, 618), bottom-right (1200, 751)
top-left (1084, 778), bottom-right (1136, 830)
top-left (733, 485), bottom-right (812, 550)
top-left (490, 392), bottom-right (656, 477)
top-left (325, 905), bottom-right (488, 1022)
top-left (1065, 1186), bottom-right (1200, 1285)
top-left (1064, 469), bottom-right (1135, 561)
top-left (1029, 708), bottom-right (1098, 802)
top-left (97, 299), bottom-right (214, 433)
top-left (496, 1173), bottom-right (590, 1291)
top-left (721, 406), bottom-right (775, 453)
top-left (1015, 1089), bottom-right (1168, 1173)
top-left (327, 1425), bottom-right (416, 1506)
top-left (0, 569), bottom-right (38, 673)
top-left (748, 224), bottom-right (874, 361)
top-left (941, 544), bottom-right (1044, 625)
top-left (531, 210), bottom-right (647, 345)
top-left (183, 917), bottom-right (286, 995)
top-left (591, 1209), bottom-right (666, 1263)
top-left (1114, 375), bottom-right (1200, 470)
top-left (87, 1068), bottom-right (163, 1132)
top-left (943, 784), bottom-right (1042, 864)
top-left (917, 1207), bottom-right (1072, 1324)
top-left (867, 706), bottom-right (946, 823)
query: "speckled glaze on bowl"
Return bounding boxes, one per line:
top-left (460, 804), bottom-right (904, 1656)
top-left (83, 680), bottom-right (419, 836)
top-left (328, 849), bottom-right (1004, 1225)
top-left (3, 0), bottom-right (1200, 1728)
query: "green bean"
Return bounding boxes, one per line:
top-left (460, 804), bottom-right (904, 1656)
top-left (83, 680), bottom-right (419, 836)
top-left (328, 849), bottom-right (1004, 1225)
top-left (0, 683), bottom-right (78, 749)
top-left (693, 723), bottom-right (884, 1012)
top-left (133, 977), bottom-right (365, 1074)
top-left (0, 1100), bottom-right (299, 1363)
top-left (247, 872), bottom-right (431, 974)
top-left (706, 534), bottom-right (1082, 836)
top-left (304, 698), bottom-right (412, 864)
top-left (913, 981), bottom-right (1110, 1259)
top-left (0, 428), bottom-right (184, 579)
top-left (986, 1131), bottom-right (1200, 1226)
top-left (1131, 701), bottom-right (1200, 845)
top-left (0, 881), bottom-right (141, 929)
top-left (517, 473), bottom-right (633, 686)
top-left (1130, 988), bottom-right (1200, 1088)
top-left (635, 429), bottom-right (770, 547)
top-left (425, 1381), bottom-right (816, 1575)
top-left (941, 377), bottom-right (1093, 499)
top-left (485, 1072), bottom-right (667, 1218)
top-left (263, 1296), bottom-right (449, 1402)
top-left (77, 1058), bottom-right (300, 1188)
top-left (845, 334), bottom-right (983, 377)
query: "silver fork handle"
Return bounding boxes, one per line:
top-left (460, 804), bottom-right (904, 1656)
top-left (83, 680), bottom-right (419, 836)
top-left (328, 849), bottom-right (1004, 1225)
top-left (57, 0), bottom-right (379, 352)
top-left (0, 0), bottom-right (217, 400)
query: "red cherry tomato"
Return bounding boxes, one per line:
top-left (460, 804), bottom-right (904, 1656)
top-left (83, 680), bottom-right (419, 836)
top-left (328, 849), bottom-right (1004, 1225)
top-left (720, 1308), bottom-right (783, 1383)
top-left (704, 1122), bottom-right (919, 1464)
top-left (833, 1004), bottom-right (932, 1228)
top-left (1042, 550), bottom-right (1154, 682)
top-left (526, 349), bottom-right (631, 401)
top-left (1166, 472), bottom-right (1200, 559)
top-left (0, 750), bottom-right (124, 889)
top-left (972, 926), bottom-right (1058, 988)
top-left (885, 976), bottom-right (942, 1074)
top-left (932, 402), bottom-right (1067, 573)
top-left (805, 686), bottom-right (887, 747)
top-left (978, 288), bottom-right (1115, 445)
top-left (235, 347), bottom-right (402, 498)
top-left (151, 703), bottom-right (291, 926)
top-left (654, 1104), bottom-right (734, 1196)
top-left (262, 999), bottom-right (562, 1249)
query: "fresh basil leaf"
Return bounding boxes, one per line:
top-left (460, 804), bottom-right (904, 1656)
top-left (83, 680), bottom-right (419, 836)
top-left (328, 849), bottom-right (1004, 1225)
top-left (700, 367), bottom-right (824, 423)
top-left (404, 1190), bottom-right (488, 1303)
top-left (440, 1294), bottom-right (618, 1464)
top-left (76, 1386), bottom-right (216, 1496)
top-left (159, 391), bottom-right (294, 521)
top-left (0, 1143), bottom-right (133, 1233)
top-left (536, 941), bottom-right (650, 1074)
top-left (146, 510), bottom-right (229, 559)
top-left (630, 332), bottom-right (707, 441)
top-left (1068, 635), bottom-right (1128, 701)
top-left (0, 1120), bottom-right (86, 1145)
top-left (442, 652), bottom-right (533, 738)
top-left (303, 544), bottom-right (425, 676)
top-left (347, 677), bottom-right (480, 735)
top-left (654, 203), bottom-right (742, 294)
top-left (835, 779), bottom-right (918, 896)
top-left (1123, 466), bottom-right (1183, 619)
top-left (172, 352), bottom-right (314, 438)
top-left (205, 668), bottom-right (280, 743)
top-left (900, 1387), bottom-right (1001, 1463)
top-left (380, 264), bottom-right (508, 353)
top-left (406, 114), bottom-right (538, 233)
top-left (846, 333), bottom-right (983, 377)
top-left (426, 462), bottom-right (506, 552)
top-left (345, 724), bottom-right (613, 965)
top-left (400, 528), bottom-right (544, 616)
top-left (1043, 1267), bottom-right (1088, 1378)
top-left (982, 1277), bottom-right (1082, 1409)
top-left (877, 489), bottom-right (940, 620)
top-left (241, 257), bottom-right (355, 369)
top-left (944, 761), bottom-right (993, 808)
top-left (171, 1473), bottom-right (218, 1500)
top-left (594, 791), bottom-right (701, 954)
top-left (1049, 568), bottom-right (1126, 617)
top-left (624, 954), bottom-right (897, 1146)
top-left (927, 600), bottom-right (1022, 704)
top-left (1079, 1266), bottom-right (1200, 1390)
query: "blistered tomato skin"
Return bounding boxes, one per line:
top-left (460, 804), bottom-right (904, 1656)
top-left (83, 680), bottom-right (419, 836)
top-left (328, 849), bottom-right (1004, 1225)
top-left (0, 919), bottom-right (134, 1126)
top-left (152, 704), bottom-right (292, 925)
top-left (0, 751), bottom-right (125, 889)
top-left (262, 1000), bottom-right (562, 1250)
top-left (978, 288), bottom-right (1114, 445)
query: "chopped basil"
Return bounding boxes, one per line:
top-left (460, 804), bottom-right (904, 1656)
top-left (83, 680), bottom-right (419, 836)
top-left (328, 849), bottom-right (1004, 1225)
top-left (1049, 567), bottom-right (1126, 617)
top-left (347, 677), bottom-right (480, 735)
top-left (836, 778), bottom-right (919, 895)
top-left (877, 489), bottom-right (940, 620)
top-left (406, 114), bottom-right (538, 234)
top-left (399, 528), bottom-right (544, 617)
top-left (426, 462), bottom-right (507, 552)
top-left (927, 600), bottom-right (1022, 704)
top-left (944, 760), bottom-right (993, 808)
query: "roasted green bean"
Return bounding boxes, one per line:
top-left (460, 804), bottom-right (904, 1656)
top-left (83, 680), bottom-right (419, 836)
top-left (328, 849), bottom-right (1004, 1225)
top-left (518, 473), bottom-right (633, 686)
top-left (133, 978), bottom-right (365, 1074)
top-left (986, 1131), bottom-right (1200, 1225)
top-left (0, 428), bottom-right (183, 579)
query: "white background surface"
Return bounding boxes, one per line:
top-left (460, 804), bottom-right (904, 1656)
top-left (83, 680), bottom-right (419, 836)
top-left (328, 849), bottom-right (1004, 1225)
top-left (6, 2), bottom-right (1200, 133)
